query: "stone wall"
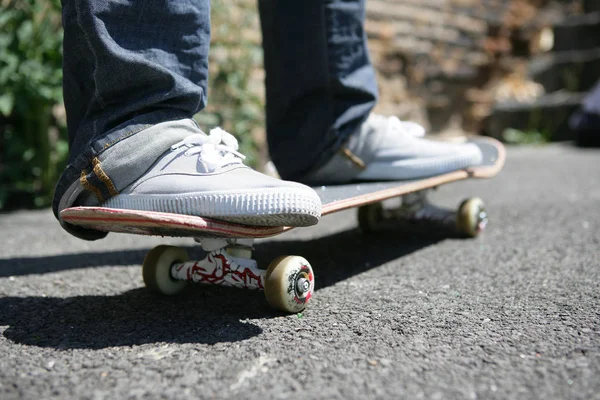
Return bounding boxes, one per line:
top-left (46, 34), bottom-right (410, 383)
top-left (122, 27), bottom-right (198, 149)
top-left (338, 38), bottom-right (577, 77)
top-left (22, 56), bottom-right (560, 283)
top-left (365, 0), bottom-right (583, 135)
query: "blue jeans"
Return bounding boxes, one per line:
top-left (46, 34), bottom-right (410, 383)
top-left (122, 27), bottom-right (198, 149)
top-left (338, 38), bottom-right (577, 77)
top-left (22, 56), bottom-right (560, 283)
top-left (54, 0), bottom-right (378, 236)
top-left (570, 80), bottom-right (600, 147)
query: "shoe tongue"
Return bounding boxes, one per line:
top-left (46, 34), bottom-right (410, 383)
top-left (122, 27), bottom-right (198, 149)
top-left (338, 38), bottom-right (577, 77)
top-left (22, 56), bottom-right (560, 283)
top-left (387, 116), bottom-right (425, 138)
top-left (364, 115), bottom-right (419, 155)
top-left (399, 120), bottom-right (425, 138)
top-left (167, 128), bottom-right (245, 173)
top-left (158, 141), bottom-right (234, 174)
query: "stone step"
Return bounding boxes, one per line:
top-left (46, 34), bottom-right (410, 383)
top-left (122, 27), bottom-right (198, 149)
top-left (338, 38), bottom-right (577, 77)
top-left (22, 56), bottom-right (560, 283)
top-left (584, 0), bottom-right (600, 13)
top-left (553, 12), bottom-right (600, 52)
top-left (529, 47), bottom-right (600, 93)
top-left (485, 91), bottom-right (586, 142)
top-left (366, 0), bottom-right (487, 35)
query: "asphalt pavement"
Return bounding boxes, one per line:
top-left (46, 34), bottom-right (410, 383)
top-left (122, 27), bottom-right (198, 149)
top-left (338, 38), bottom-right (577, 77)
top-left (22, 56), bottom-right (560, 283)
top-left (0, 143), bottom-right (598, 399)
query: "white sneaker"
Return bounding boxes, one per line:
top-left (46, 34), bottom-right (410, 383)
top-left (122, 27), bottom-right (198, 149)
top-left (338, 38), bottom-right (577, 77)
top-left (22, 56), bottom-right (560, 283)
top-left (100, 127), bottom-right (321, 227)
top-left (304, 114), bottom-right (483, 183)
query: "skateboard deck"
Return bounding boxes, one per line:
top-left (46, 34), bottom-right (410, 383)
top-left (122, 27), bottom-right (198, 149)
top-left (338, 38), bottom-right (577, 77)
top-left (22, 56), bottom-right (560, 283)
top-left (61, 137), bottom-right (505, 239)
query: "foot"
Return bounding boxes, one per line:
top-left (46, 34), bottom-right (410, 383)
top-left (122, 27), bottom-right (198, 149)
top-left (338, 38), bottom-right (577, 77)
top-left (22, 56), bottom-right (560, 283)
top-left (304, 114), bottom-right (483, 184)
top-left (94, 127), bottom-right (321, 227)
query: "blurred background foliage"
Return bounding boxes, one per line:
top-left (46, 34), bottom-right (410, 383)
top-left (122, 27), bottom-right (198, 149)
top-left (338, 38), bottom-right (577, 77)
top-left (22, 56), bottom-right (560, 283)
top-left (0, 0), bottom-right (264, 211)
top-left (0, 0), bottom-right (66, 210)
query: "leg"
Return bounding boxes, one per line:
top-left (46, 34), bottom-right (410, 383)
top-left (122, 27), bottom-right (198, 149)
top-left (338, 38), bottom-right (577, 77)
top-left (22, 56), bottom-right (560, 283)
top-left (259, 1), bottom-right (483, 185)
top-left (56, 0), bottom-right (211, 238)
top-left (570, 80), bottom-right (600, 147)
top-left (56, 0), bottom-right (321, 240)
top-left (258, 0), bottom-right (378, 181)
top-left (61, 1), bottom-right (210, 156)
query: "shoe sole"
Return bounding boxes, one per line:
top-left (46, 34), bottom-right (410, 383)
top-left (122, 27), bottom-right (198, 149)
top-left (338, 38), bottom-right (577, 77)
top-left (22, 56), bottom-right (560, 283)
top-left (102, 187), bottom-right (322, 227)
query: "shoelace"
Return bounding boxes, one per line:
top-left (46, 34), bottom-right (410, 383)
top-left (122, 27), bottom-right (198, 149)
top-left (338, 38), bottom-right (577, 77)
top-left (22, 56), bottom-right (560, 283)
top-left (386, 115), bottom-right (426, 138)
top-left (340, 114), bottom-right (427, 169)
top-left (171, 127), bottom-right (246, 171)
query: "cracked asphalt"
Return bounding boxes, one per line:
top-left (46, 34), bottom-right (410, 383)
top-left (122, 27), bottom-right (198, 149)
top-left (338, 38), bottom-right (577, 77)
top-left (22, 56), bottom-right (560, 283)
top-left (0, 143), bottom-right (599, 399)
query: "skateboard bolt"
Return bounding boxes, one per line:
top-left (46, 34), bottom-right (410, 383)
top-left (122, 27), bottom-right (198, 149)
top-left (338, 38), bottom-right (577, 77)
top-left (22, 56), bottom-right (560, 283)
top-left (296, 277), bottom-right (310, 294)
top-left (478, 210), bottom-right (488, 223)
top-left (477, 209), bottom-right (488, 232)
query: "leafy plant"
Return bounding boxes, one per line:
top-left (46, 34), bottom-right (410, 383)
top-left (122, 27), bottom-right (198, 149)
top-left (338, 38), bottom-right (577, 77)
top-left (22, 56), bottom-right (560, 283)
top-left (502, 128), bottom-right (549, 144)
top-left (0, 0), bottom-right (67, 209)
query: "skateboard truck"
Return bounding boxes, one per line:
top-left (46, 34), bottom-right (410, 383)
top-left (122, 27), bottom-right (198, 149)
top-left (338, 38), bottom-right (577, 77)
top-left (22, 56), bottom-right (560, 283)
top-left (358, 191), bottom-right (488, 237)
top-left (141, 239), bottom-right (314, 313)
top-left (140, 192), bottom-right (486, 314)
top-left (195, 237), bottom-right (254, 259)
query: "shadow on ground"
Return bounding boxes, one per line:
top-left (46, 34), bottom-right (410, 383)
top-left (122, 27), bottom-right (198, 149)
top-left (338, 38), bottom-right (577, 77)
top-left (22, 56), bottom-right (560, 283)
top-left (0, 288), bottom-right (266, 349)
top-left (1, 227), bottom-right (448, 283)
top-left (0, 227), bottom-right (451, 349)
top-left (253, 228), bottom-right (445, 290)
top-left (0, 248), bottom-right (170, 277)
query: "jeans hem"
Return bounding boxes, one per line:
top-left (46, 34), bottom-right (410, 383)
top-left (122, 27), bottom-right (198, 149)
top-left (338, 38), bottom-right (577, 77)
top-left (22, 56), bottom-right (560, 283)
top-left (52, 110), bottom-right (193, 232)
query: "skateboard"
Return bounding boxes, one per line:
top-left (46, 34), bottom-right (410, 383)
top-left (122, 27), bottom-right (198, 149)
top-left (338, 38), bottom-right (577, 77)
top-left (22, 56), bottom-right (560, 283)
top-left (61, 137), bottom-right (505, 313)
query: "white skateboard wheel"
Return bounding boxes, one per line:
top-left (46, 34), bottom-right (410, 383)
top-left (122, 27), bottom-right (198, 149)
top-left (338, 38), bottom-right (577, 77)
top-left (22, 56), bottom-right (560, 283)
top-left (264, 256), bottom-right (314, 313)
top-left (143, 245), bottom-right (189, 295)
top-left (457, 197), bottom-right (487, 238)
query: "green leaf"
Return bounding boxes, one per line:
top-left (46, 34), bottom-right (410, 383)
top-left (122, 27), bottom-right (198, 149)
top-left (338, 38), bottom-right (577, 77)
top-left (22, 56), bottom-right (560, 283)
top-left (23, 148), bottom-right (35, 162)
top-left (0, 53), bottom-right (19, 84)
top-left (0, 10), bottom-right (17, 29)
top-left (0, 93), bottom-right (15, 116)
top-left (17, 20), bottom-right (33, 46)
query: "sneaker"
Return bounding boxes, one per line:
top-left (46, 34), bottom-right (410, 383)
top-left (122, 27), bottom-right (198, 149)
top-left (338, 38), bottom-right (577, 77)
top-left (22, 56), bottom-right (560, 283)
top-left (303, 114), bottom-right (483, 184)
top-left (95, 127), bottom-right (321, 227)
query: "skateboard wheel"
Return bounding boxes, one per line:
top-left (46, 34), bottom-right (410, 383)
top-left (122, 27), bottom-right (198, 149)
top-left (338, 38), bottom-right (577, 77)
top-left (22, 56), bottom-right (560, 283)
top-left (357, 203), bottom-right (384, 233)
top-left (264, 256), bottom-right (314, 313)
top-left (457, 198), bottom-right (487, 238)
top-left (143, 245), bottom-right (189, 295)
